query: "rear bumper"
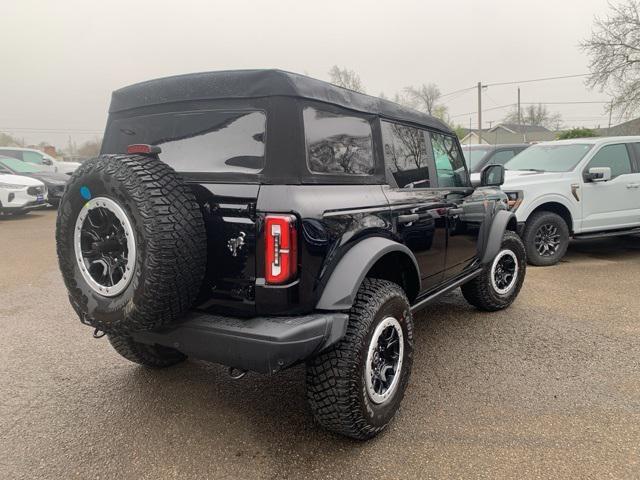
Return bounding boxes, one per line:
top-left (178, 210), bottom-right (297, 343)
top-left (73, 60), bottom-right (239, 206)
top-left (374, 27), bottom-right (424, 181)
top-left (132, 311), bottom-right (349, 374)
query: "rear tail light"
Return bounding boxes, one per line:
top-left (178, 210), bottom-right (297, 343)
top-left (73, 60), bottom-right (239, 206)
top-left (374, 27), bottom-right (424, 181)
top-left (264, 215), bottom-right (298, 284)
top-left (126, 144), bottom-right (162, 155)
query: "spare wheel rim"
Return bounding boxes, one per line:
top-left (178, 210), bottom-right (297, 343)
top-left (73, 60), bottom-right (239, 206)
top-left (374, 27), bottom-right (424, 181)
top-left (73, 196), bottom-right (136, 297)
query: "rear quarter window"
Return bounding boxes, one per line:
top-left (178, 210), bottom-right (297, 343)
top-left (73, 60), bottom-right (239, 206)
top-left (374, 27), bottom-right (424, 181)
top-left (104, 110), bottom-right (266, 174)
top-left (303, 107), bottom-right (374, 175)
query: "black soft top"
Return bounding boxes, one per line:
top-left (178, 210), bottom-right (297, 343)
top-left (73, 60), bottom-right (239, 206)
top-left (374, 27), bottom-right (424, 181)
top-left (109, 69), bottom-right (452, 134)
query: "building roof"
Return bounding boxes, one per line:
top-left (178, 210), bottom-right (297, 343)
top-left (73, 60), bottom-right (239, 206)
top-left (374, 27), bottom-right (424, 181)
top-left (109, 69), bottom-right (452, 134)
top-left (494, 123), bottom-right (551, 133)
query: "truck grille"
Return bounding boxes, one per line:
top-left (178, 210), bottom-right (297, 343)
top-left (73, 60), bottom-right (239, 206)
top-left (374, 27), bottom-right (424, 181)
top-left (27, 186), bottom-right (44, 196)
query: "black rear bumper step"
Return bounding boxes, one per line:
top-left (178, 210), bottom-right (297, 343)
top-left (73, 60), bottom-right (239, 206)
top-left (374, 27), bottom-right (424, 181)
top-left (132, 311), bottom-right (349, 374)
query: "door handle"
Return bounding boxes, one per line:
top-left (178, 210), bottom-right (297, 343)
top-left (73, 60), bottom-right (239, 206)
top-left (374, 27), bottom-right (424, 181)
top-left (398, 214), bottom-right (419, 224)
top-left (626, 183), bottom-right (640, 189)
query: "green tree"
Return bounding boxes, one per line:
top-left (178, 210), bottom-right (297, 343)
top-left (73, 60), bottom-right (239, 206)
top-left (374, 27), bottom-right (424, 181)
top-left (557, 128), bottom-right (598, 139)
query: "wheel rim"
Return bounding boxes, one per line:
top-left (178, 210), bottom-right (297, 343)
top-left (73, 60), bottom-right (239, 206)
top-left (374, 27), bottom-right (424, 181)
top-left (534, 223), bottom-right (561, 257)
top-left (365, 317), bottom-right (404, 404)
top-left (490, 249), bottom-right (518, 295)
top-left (73, 197), bottom-right (136, 297)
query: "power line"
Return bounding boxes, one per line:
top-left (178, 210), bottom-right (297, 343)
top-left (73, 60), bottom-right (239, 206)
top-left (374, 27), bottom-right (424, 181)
top-left (520, 101), bottom-right (609, 105)
top-left (0, 127), bottom-right (103, 134)
top-left (440, 85), bottom-right (476, 98)
top-left (484, 73), bottom-right (589, 88)
top-left (449, 103), bottom-right (514, 119)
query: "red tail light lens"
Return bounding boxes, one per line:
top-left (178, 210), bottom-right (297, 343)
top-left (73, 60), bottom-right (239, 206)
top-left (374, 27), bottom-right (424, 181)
top-left (264, 215), bottom-right (298, 284)
top-left (126, 144), bottom-right (162, 155)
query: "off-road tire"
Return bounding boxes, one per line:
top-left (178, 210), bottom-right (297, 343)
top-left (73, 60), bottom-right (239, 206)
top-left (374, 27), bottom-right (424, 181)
top-left (56, 154), bottom-right (207, 334)
top-left (522, 211), bottom-right (570, 266)
top-left (461, 230), bottom-right (526, 311)
top-left (108, 334), bottom-right (187, 368)
top-left (306, 278), bottom-right (414, 440)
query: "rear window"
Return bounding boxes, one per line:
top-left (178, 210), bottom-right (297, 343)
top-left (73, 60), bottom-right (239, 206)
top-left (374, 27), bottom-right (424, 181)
top-left (303, 107), bottom-right (374, 175)
top-left (104, 110), bottom-right (266, 173)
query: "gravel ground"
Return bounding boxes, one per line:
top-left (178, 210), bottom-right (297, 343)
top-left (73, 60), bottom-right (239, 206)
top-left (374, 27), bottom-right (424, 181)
top-left (1, 210), bottom-right (639, 479)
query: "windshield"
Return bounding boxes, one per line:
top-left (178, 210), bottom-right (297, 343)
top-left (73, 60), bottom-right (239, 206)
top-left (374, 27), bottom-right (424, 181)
top-left (462, 147), bottom-right (492, 171)
top-left (0, 157), bottom-right (44, 173)
top-left (504, 143), bottom-right (593, 172)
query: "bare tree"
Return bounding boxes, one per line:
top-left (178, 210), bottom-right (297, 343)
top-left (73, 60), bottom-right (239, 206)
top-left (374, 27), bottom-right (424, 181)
top-left (77, 137), bottom-right (103, 158)
top-left (582, 0), bottom-right (640, 117)
top-left (0, 132), bottom-right (24, 147)
top-left (328, 66), bottom-right (366, 93)
top-left (404, 84), bottom-right (442, 115)
top-left (503, 104), bottom-right (563, 129)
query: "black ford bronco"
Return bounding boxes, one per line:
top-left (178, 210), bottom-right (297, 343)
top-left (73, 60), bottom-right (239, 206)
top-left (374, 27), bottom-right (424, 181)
top-left (56, 70), bottom-right (526, 440)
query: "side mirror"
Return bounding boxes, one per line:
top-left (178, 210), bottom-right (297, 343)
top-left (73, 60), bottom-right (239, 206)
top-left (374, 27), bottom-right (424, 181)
top-left (585, 166), bottom-right (611, 183)
top-left (42, 158), bottom-right (53, 166)
top-left (480, 164), bottom-right (505, 187)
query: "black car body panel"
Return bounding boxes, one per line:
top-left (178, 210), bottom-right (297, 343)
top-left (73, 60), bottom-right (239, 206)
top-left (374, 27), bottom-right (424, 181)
top-left (98, 70), bottom-right (515, 372)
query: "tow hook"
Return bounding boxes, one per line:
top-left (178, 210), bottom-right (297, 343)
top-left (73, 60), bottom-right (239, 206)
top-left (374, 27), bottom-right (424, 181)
top-left (228, 367), bottom-right (247, 380)
top-left (93, 328), bottom-right (106, 339)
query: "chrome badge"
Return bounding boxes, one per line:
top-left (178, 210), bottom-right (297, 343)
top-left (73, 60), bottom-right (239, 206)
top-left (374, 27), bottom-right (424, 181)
top-left (227, 232), bottom-right (246, 257)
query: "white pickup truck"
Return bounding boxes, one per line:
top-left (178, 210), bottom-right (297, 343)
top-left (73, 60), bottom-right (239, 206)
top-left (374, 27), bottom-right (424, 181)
top-left (499, 136), bottom-right (640, 266)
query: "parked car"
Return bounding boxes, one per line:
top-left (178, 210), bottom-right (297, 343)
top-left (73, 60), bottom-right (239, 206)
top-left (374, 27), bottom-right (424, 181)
top-left (0, 156), bottom-right (68, 206)
top-left (56, 70), bottom-right (526, 440)
top-left (502, 136), bottom-right (640, 266)
top-left (0, 172), bottom-right (47, 215)
top-left (462, 144), bottom-right (530, 182)
top-left (0, 147), bottom-right (80, 175)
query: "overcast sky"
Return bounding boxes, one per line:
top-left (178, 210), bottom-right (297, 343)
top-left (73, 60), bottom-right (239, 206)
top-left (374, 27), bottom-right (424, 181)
top-left (1, 0), bottom-right (614, 148)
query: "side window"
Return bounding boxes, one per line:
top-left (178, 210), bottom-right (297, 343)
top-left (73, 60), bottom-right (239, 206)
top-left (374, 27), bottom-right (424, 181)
top-left (303, 107), bottom-right (374, 175)
top-left (381, 121), bottom-right (430, 188)
top-left (23, 151), bottom-right (44, 164)
top-left (487, 149), bottom-right (516, 165)
top-left (431, 133), bottom-right (468, 187)
top-left (0, 149), bottom-right (22, 160)
top-left (586, 144), bottom-right (632, 178)
top-left (630, 143), bottom-right (640, 171)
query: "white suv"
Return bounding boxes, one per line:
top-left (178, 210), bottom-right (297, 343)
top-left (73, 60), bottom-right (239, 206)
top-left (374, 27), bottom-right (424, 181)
top-left (0, 147), bottom-right (80, 175)
top-left (0, 173), bottom-right (47, 215)
top-left (501, 136), bottom-right (640, 266)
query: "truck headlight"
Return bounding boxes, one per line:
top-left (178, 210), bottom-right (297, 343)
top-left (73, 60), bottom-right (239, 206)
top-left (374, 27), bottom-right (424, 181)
top-left (504, 191), bottom-right (523, 211)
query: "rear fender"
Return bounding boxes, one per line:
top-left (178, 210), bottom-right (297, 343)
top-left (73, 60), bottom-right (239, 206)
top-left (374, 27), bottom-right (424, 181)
top-left (316, 237), bottom-right (420, 311)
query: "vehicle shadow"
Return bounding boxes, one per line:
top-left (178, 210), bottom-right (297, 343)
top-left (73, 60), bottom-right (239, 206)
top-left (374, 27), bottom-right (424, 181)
top-left (0, 210), bottom-right (50, 221)
top-left (565, 235), bottom-right (640, 262)
top-left (97, 292), bottom-right (491, 475)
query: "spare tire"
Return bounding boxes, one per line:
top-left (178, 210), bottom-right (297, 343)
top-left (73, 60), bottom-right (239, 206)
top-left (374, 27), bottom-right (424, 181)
top-left (56, 154), bottom-right (207, 334)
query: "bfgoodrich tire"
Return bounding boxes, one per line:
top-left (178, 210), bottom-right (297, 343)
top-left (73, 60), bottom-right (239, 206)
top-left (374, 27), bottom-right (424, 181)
top-left (522, 211), bottom-right (570, 266)
top-left (461, 230), bottom-right (526, 311)
top-left (306, 279), bottom-right (414, 440)
top-left (56, 154), bottom-right (207, 334)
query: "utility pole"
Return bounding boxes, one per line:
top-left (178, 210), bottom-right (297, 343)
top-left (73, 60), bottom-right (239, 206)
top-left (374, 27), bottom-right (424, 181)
top-left (477, 82), bottom-right (482, 144)
top-left (518, 87), bottom-right (527, 142)
top-left (608, 99), bottom-right (614, 133)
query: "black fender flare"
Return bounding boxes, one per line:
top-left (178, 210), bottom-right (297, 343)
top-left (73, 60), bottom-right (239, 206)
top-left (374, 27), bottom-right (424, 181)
top-left (316, 237), bottom-right (420, 311)
top-left (480, 209), bottom-right (517, 264)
